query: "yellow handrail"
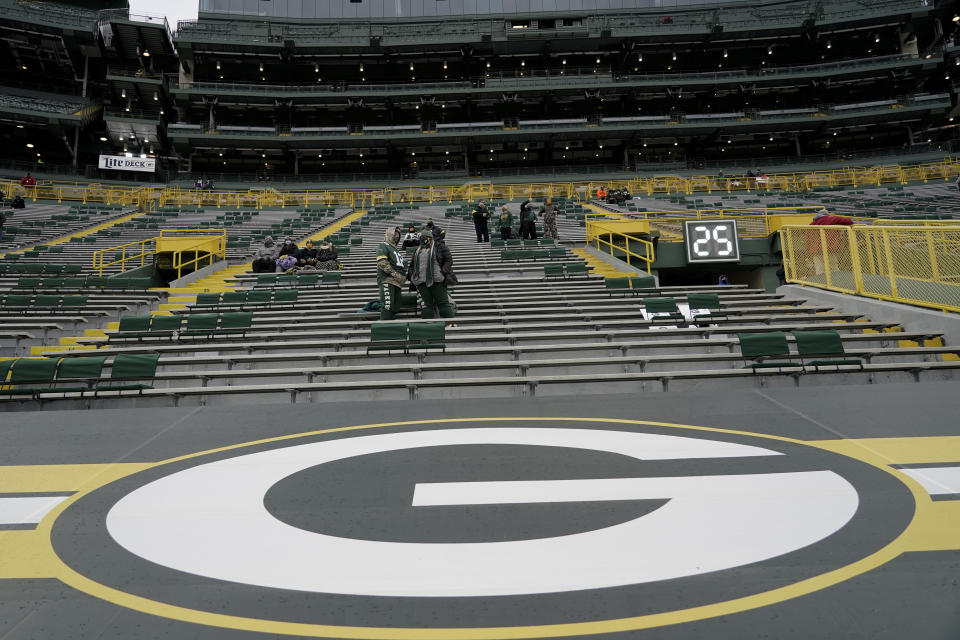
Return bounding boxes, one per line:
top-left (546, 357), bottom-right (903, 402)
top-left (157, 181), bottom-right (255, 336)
top-left (4, 156), bottom-right (959, 210)
top-left (92, 229), bottom-right (227, 277)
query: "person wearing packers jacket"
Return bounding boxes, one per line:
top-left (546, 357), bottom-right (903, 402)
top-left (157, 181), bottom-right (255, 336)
top-left (498, 204), bottom-right (514, 240)
top-left (407, 230), bottom-right (455, 319)
top-left (472, 200), bottom-right (491, 243)
top-left (376, 226), bottom-right (407, 320)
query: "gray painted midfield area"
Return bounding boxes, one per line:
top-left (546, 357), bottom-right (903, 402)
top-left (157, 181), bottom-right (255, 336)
top-left (0, 383), bottom-right (958, 639)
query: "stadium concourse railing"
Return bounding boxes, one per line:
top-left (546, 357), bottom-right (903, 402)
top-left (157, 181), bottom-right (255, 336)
top-left (585, 207), bottom-right (824, 274)
top-left (2, 157), bottom-right (959, 210)
top-left (781, 223), bottom-right (960, 314)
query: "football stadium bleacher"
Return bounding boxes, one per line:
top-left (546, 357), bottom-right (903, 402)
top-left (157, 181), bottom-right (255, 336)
top-left (2, 0), bottom-right (960, 639)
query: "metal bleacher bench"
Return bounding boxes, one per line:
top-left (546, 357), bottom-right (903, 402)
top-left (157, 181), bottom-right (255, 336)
top-left (367, 321), bottom-right (447, 354)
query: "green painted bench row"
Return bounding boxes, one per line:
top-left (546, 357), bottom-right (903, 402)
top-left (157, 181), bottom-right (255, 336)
top-left (500, 248), bottom-right (567, 261)
top-left (491, 238), bottom-right (556, 248)
top-left (604, 275), bottom-right (657, 295)
top-left (15, 276), bottom-right (153, 290)
top-left (542, 263), bottom-right (590, 279)
top-left (0, 294), bottom-right (88, 309)
top-left (195, 289), bottom-right (299, 307)
top-left (115, 312), bottom-right (253, 340)
top-left (0, 353), bottom-right (159, 398)
top-left (367, 321), bottom-right (446, 354)
top-left (738, 330), bottom-right (864, 371)
top-left (255, 272), bottom-right (342, 287)
top-left (0, 263), bottom-right (83, 275)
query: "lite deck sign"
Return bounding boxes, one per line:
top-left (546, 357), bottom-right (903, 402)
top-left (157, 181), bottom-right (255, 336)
top-left (97, 154), bottom-right (156, 173)
top-left (683, 219), bottom-right (741, 263)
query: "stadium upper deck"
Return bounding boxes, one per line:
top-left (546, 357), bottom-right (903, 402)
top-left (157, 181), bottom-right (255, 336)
top-left (1, 0), bottom-right (960, 182)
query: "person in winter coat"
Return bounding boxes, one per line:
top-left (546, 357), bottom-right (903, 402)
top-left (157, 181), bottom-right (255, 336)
top-left (407, 230), bottom-right (455, 319)
top-left (472, 200), bottom-right (491, 243)
top-left (807, 209), bottom-right (855, 275)
top-left (518, 199), bottom-right (536, 240)
top-left (316, 239), bottom-right (339, 271)
top-left (539, 198), bottom-right (559, 240)
top-left (498, 204), bottom-right (514, 240)
top-left (278, 237), bottom-right (299, 259)
top-left (376, 226), bottom-right (407, 320)
top-left (297, 240), bottom-right (318, 267)
top-left (252, 236), bottom-right (278, 273)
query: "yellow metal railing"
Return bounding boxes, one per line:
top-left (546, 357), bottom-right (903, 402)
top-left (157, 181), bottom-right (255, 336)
top-left (4, 156), bottom-right (959, 210)
top-left (585, 219), bottom-right (656, 274)
top-left (780, 224), bottom-right (960, 313)
top-left (92, 229), bottom-right (226, 277)
top-left (585, 207), bottom-right (825, 240)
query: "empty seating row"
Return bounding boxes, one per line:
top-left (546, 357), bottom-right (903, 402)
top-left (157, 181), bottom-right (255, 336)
top-left (491, 238), bottom-right (557, 248)
top-left (114, 313), bottom-right (254, 340)
top-left (542, 263), bottom-right (591, 278)
top-left (0, 353), bottom-right (159, 398)
top-left (255, 272), bottom-right (342, 287)
top-left (0, 294), bottom-right (89, 310)
top-left (0, 263), bottom-right (83, 275)
top-left (13, 276), bottom-right (154, 290)
top-left (500, 248), bottom-right (569, 261)
top-left (367, 321), bottom-right (447, 354)
top-left (739, 330), bottom-right (865, 371)
top-left (195, 289), bottom-right (299, 307)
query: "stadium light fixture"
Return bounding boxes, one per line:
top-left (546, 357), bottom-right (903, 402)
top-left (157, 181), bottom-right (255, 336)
top-left (443, 60), bottom-right (448, 69)
top-left (219, 152), bottom-right (223, 157)
top-left (637, 52), bottom-right (642, 62)
top-left (562, 58), bottom-right (567, 65)
top-left (99, 136), bottom-right (108, 142)
top-left (874, 33), bottom-right (880, 43)
top-left (826, 40), bottom-right (831, 49)
top-left (259, 63), bottom-right (264, 72)
top-left (142, 49), bottom-right (150, 57)
top-left (595, 57), bottom-right (600, 64)
top-left (121, 89), bottom-right (126, 98)
top-left (410, 62), bottom-right (415, 71)
top-left (315, 64), bottom-right (319, 73)
top-left (16, 124), bottom-right (23, 129)
top-left (360, 63), bottom-right (364, 72)
top-left (153, 91), bottom-right (159, 101)
top-left (672, 52), bottom-right (677, 60)
top-left (25, 143), bottom-right (33, 148)
top-left (216, 60), bottom-right (221, 70)
top-left (953, 14), bottom-right (959, 22)
top-left (767, 46), bottom-right (773, 55)
top-left (486, 61), bottom-right (491, 68)
top-left (20, 64), bottom-right (26, 70)
top-left (521, 60), bottom-right (525, 67)
top-left (723, 49), bottom-right (728, 58)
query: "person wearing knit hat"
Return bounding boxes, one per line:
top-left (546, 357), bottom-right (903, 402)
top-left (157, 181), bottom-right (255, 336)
top-left (252, 236), bottom-right (278, 273)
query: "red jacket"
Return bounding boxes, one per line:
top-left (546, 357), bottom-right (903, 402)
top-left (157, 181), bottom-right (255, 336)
top-left (811, 215), bottom-right (853, 226)
top-left (20, 176), bottom-right (35, 186)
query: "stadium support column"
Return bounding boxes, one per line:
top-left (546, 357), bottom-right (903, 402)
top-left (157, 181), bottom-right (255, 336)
top-left (463, 147), bottom-right (470, 175)
top-left (794, 136), bottom-right (802, 157)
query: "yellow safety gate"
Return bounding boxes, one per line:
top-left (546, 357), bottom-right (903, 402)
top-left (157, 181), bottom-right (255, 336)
top-left (780, 224), bottom-right (960, 313)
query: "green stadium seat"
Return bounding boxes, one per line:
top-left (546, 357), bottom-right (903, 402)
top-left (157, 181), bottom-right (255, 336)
top-left (793, 330), bottom-right (863, 369)
top-left (17, 277), bottom-right (42, 289)
top-left (151, 315), bottom-right (183, 332)
top-left (185, 314), bottom-right (219, 332)
top-left (297, 274), bottom-right (319, 287)
top-left (0, 359), bottom-right (14, 383)
top-left (322, 272), bottom-right (342, 286)
top-left (543, 264), bottom-right (564, 279)
top-left (60, 295), bottom-right (87, 307)
top-left (56, 356), bottom-right (108, 390)
top-left (565, 263), bottom-right (589, 276)
top-left (246, 290), bottom-right (272, 304)
top-left (257, 274), bottom-right (277, 285)
top-left (97, 353), bottom-right (160, 392)
top-left (221, 291), bottom-right (247, 305)
top-left (219, 312), bottom-right (253, 333)
top-left (34, 295), bottom-right (61, 307)
top-left (408, 321), bottom-right (445, 352)
top-left (643, 297), bottom-right (684, 323)
top-left (368, 322), bottom-right (409, 354)
top-left (7, 358), bottom-right (59, 396)
top-left (118, 316), bottom-right (151, 334)
top-left (737, 332), bottom-right (800, 371)
top-left (274, 289), bottom-right (299, 303)
top-left (196, 293), bottom-right (221, 306)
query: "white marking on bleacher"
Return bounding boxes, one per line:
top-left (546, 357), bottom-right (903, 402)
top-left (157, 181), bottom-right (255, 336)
top-left (0, 495), bottom-right (69, 525)
top-left (899, 466), bottom-right (960, 496)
